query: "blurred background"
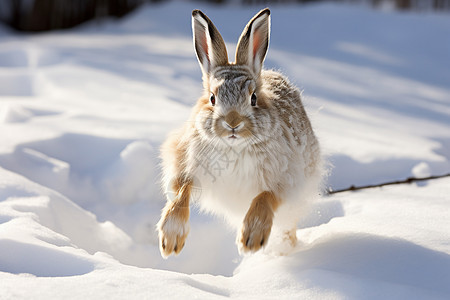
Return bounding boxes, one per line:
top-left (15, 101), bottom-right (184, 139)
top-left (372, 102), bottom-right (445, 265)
top-left (1, 0), bottom-right (449, 32)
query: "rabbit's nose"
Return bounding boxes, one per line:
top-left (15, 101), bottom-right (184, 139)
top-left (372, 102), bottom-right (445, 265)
top-left (223, 110), bottom-right (244, 130)
top-left (222, 120), bottom-right (244, 132)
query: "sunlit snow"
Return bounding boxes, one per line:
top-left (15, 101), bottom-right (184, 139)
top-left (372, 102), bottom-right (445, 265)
top-left (1, 2), bottom-right (449, 299)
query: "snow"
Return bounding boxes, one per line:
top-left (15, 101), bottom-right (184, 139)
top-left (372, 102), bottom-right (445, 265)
top-left (1, 1), bottom-right (449, 299)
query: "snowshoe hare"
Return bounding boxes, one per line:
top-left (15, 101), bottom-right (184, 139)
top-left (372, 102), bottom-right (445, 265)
top-left (157, 8), bottom-right (322, 258)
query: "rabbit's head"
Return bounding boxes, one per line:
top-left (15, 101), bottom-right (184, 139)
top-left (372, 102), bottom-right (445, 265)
top-left (192, 9), bottom-right (275, 147)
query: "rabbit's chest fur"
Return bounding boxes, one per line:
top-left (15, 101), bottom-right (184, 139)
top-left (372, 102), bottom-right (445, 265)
top-left (190, 132), bottom-right (304, 225)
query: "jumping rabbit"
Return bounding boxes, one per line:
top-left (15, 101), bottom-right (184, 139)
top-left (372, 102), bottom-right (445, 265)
top-left (157, 8), bottom-right (322, 258)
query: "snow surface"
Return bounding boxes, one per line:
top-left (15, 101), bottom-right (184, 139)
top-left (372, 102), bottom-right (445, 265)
top-left (1, 1), bottom-right (449, 299)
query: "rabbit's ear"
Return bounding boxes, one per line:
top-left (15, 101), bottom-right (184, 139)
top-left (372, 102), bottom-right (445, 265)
top-left (235, 8), bottom-right (270, 75)
top-left (192, 10), bottom-right (228, 75)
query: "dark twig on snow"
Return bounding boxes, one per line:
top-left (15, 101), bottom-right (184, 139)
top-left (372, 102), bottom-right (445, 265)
top-left (327, 173), bottom-right (450, 195)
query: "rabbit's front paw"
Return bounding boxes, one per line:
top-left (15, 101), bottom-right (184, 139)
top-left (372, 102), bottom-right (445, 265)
top-left (157, 205), bottom-right (189, 258)
top-left (238, 203), bottom-right (274, 254)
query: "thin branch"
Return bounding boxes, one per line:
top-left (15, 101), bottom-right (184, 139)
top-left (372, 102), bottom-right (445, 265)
top-left (327, 173), bottom-right (450, 195)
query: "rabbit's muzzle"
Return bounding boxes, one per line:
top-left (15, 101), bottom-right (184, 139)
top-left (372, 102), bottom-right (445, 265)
top-left (215, 110), bottom-right (252, 140)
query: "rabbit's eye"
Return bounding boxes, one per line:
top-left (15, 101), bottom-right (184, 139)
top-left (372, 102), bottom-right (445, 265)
top-left (210, 93), bottom-right (216, 106)
top-left (251, 92), bottom-right (257, 106)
